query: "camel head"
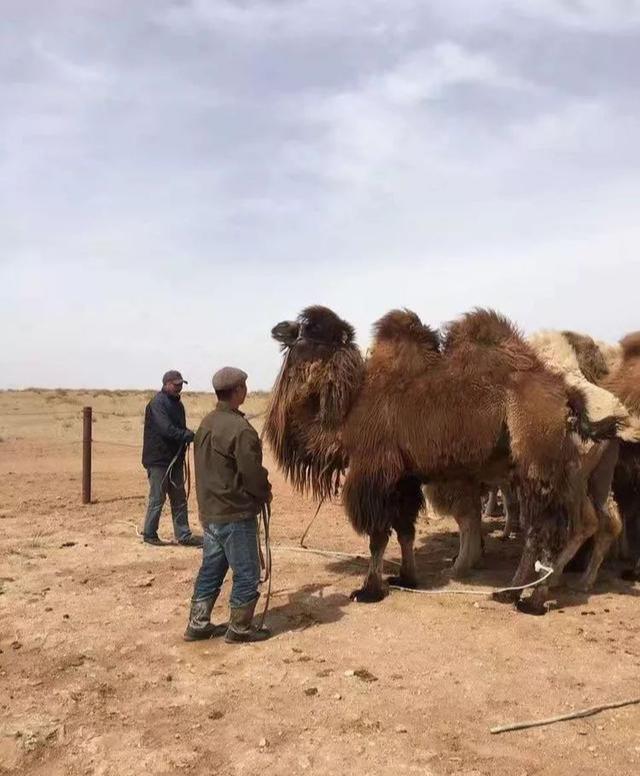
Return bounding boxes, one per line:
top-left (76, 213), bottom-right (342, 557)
top-left (271, 305), bottom-right (356, 353)
top-left (265, 306), bottom-right (364, 499)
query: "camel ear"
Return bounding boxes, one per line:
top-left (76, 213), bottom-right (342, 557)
top-left (271, 320), bottom-right (300, 346)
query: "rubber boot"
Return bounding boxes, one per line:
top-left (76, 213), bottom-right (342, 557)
top-left (183, 595), bottom-right (227, 641)
top-left (224, 596), bottom-right (270, 643)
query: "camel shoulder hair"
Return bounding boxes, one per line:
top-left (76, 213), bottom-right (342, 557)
top-left (373, 309), bottom-right (440, 351)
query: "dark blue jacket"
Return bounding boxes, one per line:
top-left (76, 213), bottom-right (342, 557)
top-left (142, 390), bottom-right (194, 468)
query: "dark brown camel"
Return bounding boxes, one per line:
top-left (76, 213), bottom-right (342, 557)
top-left (266, 306), bottom-right (598, 614)
top-left (602, 333), bottom-right (640, 580)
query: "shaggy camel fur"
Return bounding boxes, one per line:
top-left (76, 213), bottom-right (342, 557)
top-left (521, 330), bottom-right (637, 589)
top-left (529, 330), bottom-right (640, 443)
top-left (266, 306), bottom-right (599, 614)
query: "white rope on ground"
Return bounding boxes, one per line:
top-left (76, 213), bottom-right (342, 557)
top-left (389, 560), bottom-right (554, 596)
top-left (273, 544), bottom-right (400, 567)
top-left (272, 545), bottom-right (554, 597)
top-left (114, 520), bottom-right (142, 537)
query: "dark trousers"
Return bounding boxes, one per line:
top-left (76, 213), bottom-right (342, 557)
top-left (142, 465), bottom-right (192, 542)
top-left (192, 517), bottom-right (260, 607)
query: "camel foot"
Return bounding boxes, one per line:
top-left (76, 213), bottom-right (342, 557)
top-left (350, 587), bottom-right (386, 603)
top-left (387, 575), bottom-right (418, 589)
top-left (450, 559), bottom-right (473, 579)
top-left (570, 576), bottom-right (595, 593)
top-left (515, 598), bottom-right (547, 616)
top-left (492, 589), bottom-right (520, 605)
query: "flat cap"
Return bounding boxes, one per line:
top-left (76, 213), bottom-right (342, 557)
top-left (212, 366), bottom-right (248, 392)
top-left (162, 369), bottom-right (187, 385)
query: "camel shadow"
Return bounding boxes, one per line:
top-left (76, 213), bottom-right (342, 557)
top-left (314, 521), bottom-right (640, 610)
top-left (264, 582), bottom-right (351, 636)
top-left (413, 522), bottom-right (640, 609)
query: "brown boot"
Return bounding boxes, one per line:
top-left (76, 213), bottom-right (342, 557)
top-left (225, 596), bottom-right (270, 643)
top-left (183, 595), bottom-right (227, 641)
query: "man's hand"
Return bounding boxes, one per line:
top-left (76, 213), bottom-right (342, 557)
top-left (185, 429), bottom-right (195, 444)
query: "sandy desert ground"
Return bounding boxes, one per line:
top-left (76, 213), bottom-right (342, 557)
top-left (1, 389), bottom-right (640, 776)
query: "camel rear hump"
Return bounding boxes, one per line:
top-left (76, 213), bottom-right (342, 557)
top-left (443, 308), bottom-right (522, 352)
top-left (620, 332), bottom-right (640, 361)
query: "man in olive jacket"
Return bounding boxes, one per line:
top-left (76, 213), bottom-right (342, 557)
top-left (184, 367), bottom-right (272, 643)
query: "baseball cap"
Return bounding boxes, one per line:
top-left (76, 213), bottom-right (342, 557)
top-left (162, 370), bottom-right (188, 385)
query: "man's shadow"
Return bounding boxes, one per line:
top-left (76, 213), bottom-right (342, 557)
top-left (265, 582), bottom-right (351, 636)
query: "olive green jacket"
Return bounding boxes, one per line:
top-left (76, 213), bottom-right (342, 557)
top-left (194, 402), bottom-right (271, 525)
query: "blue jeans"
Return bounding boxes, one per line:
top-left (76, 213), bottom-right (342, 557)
top-left (193, 517), bottom-right (260, 607)
top-left (142, 465), bottom-right (192, 542)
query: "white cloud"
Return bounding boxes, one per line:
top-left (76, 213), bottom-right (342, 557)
top-left (513, 0), bottom-right (640, 32)
top-left (159, 0), bottom-right (422, 39)
top-left (2, 1), bottom-right (640, 389)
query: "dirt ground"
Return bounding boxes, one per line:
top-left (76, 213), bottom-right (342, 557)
top-left (2, 389), bottom-right (640, 776)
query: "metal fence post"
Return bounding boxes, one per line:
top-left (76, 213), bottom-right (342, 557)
top-left (82, 406), bottom-right (92, 504)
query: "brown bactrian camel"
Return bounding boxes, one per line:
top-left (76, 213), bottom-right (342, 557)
top-left (601, 332), bottom-right (640, 581)
top-left (265, 305), bottom-right (611, 615)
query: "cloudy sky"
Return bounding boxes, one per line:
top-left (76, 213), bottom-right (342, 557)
top-left (2, 1), bottom-right (640, 390)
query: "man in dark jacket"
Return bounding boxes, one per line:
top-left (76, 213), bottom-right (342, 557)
top-left (184, 366), bottom-right (272, 643)
top-left (141, 370), bottom-right (202, 547)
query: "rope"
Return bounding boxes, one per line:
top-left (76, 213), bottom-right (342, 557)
top-left (0, 411), bottom-right (80, 417)
top-left (184, 443), bottom-right (192, 501)
top-left (299, 498), bottom-right (325, 548)
top-left (388, 560), bottom-right (554, 596)
top-left (273, 545), bottom-right (400, 567)
top-left (114, 520), bottom-right (142, 537)
top-left (162, 442), bottom-right (190, 488)
top-left (0, 410), bottom-right (140, 418)
top-left (271, 545), bottom-right (554, 597)
top-left (0, 438), bottom-right (141, 449)
top-left (93, 440), bottom-right (141, 449)
top-left (257, 503), bottom-right (272, 630)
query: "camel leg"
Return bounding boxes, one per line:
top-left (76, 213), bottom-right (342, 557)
top-left (350, 528), bottom-right (391, 603)
top-left (425, 482), bottom-right (482, 578)
top-left (452, 503), bottom-right (483, 578)
top-left (497, 514), bottom-right (556, 616)
top-left (521, 538), bottom-right (554, 616)
top-left (501, 484), bottom-right (521, 539)
top-left (579, 501), bottom-right (622, 591)
top-left (493, 521), bottom-right (538, 605)
top-left (616, 445), bottom-right (640, 580)
top-left (547, 496), bottom-right (598, 587)
top-left (388, 521), bottom-right (417, 589)
top-left (621, 504), bottom-right (640, 581)
top-left (578, 441), bottom-right (621, 591)
top-left (387, 478), bottom-right (423, 589)
top-left (484, 488), bottom-right (502, 517)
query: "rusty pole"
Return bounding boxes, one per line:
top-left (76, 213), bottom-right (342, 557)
top-left (82, 406), bottom-right (92, 504)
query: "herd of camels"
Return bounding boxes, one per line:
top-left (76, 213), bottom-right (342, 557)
top-left (264, 305), bottom-right (640, 615)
